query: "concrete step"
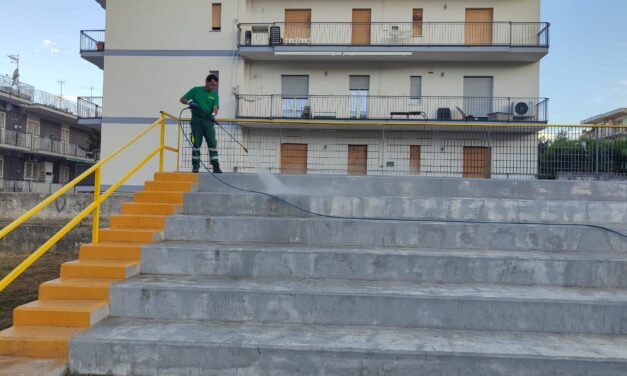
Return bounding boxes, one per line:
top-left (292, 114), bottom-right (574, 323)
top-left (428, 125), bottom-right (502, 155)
top-left (140, 242), bottom-right (627, 288)
top-left (182, 191), bottom-right (627, 226)
top-left (60, 259), bottom-right (139, 280)
top-left (109, 214), bottom-right (166, 230)
top-left (144, 180), bottom-right (196, 192)
top-left (69, 318), bottom-right (627, 376)
top-left (98, 228), bottom-right (163, 243)
top-left (0, 326), bottom-right (84, 359)
top-left (109, 275), bottom-right (627, 335)
top-left (153, 172), bottom-right (199, 183)
top-left (79, 242), bottom-right (142, 261)
top-left (121, 202), bottom-right (180, 215)
top-left (197, 173), bottom-right (627, 202)
top-left (133, 191), bottom-right (184, 205)
top-left (13, 300), bottom-right (109, 328)
top-left (39, 278), bottom-right (115, 301)
top-left (164, 216), bottom-right (627, 253)
top-left (0, 356), bottom-right (67, 376)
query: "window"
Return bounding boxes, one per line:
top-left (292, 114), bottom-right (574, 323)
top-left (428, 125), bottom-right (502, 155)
top-left (212, 3), bottom-right (222, 31)
top-left (24, 161), bottom-right (40, 181)
top-left (0, 111), bottom-right (5, 129)
top-left (285, 9), bottom-right (312, 42)
top-left (350, 76), bottom-right (370, 119)
top-left (61, 127), bottom-right (70, 142)
top-left (26, 118), bottom-right (40, 135)
top-left (410, 76), bottom-right (422, 102)
top-left (0, 156), bottom-right (3, 179)
top-left (60, 165), bottom-right (70, 184)
top-left (282, 75), bottom-right (309, 117)
top-left (413, 9), bottom-right (423, 37)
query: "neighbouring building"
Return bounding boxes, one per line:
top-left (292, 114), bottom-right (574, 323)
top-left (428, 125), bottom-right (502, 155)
top-left (581, 108), bottom-right (627, 139)
top-left (0, 75), bottom-right (99, 193)
top-left (82, 0), bottom-right (549, 186)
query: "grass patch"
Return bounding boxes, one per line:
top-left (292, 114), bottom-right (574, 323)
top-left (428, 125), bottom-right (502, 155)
top-left (0, 248), bottom-right (79, 330)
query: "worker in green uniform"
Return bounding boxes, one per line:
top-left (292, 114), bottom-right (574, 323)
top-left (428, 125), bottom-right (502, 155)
top-left (179, 74), bottom-right (221, 173)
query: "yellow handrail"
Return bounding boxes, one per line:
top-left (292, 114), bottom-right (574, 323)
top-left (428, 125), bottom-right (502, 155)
top-left (0, 113), bottom-right (178, 293)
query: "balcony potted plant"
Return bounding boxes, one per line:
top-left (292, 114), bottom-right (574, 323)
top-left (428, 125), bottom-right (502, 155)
top-left (96, 41), bottom-right (105, 51)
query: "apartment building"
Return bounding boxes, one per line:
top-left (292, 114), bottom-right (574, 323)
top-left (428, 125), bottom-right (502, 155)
top-left (83, 0), bottom-right (549, 185)
top-left (582, 108), bottom-right (627, 139)
top-left (0, 75), bottom-right (98, 192)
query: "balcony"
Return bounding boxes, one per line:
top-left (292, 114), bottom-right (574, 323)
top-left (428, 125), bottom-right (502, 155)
top-left (0, 75), bottom-right (35, 102)
top-left (0, 129), bottom-right (95, 162)
top-left (80, 30), bottom-right (105, 69)
top-left (236, 95), bottom-right (548, 128)
top-left (77, 96), bottom-right (103, 128)
top-left (238, 22), bottom-right (549, 62)
top-left (94, 0), bottom-right (105, 9)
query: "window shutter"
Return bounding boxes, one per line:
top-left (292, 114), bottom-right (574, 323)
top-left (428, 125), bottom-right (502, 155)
top-left (282, 76), bottom-right (309, 97)
top-left (349, 76), bottom-right (370, 91)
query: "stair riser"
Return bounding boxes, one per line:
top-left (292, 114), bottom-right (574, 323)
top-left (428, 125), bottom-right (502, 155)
top-left (109, 286), bottom-right (627, 335)
top-left (144, 181), bottom-right (195, 192)
top-left (183, 193), bottom-right (627, 225)
top-left (60, 265), bottom-right (139, 279)
top-left (69, 341), bottom-right (627, 376)
top-left (0, 340), bottom-right (69, 359)
top-left (197, 174), bottom-right (627, 202)
top-left (134, 192), bottom-right (183, 204)
top-left (110, 216), bottom-right (166, 230)
top-left (39, 285), bottom-right (111, 301)
top-left (164, 217), bottom-right (627, 253)
top-left (141, 247), bottom-right (627, 288)
top-left (122, 203), bottom-right (179, 215)
top-left (13, 307), bottom-right (109, 328)
top-left (99, 231), bottom-right (162, 243)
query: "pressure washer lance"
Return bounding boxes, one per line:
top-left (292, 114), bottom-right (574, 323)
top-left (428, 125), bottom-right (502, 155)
top-left (184, 101), bottom-right (248, 153)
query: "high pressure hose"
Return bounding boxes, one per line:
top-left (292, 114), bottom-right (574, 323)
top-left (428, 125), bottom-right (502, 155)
top-left (176, 108), bottom-right (627, 240)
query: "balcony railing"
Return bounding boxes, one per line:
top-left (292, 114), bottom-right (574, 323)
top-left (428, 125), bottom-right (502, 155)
top-left (238, 22), bottom-right (549, 47)
top-left (78, 96), bottom-right (103, 118)
top-left (0, 75), bottom-right (35, 101)
top-left (0, 128), bottom-right (91, 159)
top-left (80, 30), bottom-right (106, 52)
top-left (237, 95), bottom-right (549, 123)
top-left (33, 90), bottom-right (78, 115)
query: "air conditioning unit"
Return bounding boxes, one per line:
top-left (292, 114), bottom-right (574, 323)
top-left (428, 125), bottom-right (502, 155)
top-left (0, 103), bottom-right (12, 112)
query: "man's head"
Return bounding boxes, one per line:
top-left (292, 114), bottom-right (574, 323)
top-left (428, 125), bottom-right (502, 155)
top-left (205, 74), bottom-right (219, 91)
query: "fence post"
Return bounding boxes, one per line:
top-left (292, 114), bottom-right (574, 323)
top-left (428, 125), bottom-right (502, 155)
top-left (159, 114), bottom-right (166, 172)
top-left (92, 167), bottom-right (101, 244)
top-left (595, 126), bottom-right (600, 178)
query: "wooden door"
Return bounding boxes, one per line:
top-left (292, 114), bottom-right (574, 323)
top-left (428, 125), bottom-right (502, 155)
top-left (465, 8), bottom-right (493, 45)
top-left (410, 145), bottom-right (421, 174)
top-left (352, 9), bottom-right (371, 45)
top-left (463, 147), bottom-right (491, 178)
top-left (281, 143), bottom-right (308, 174)
top-left (348, 145), bottom-right (367, 175)
top-left (285, 9), bottom-right (311, 41)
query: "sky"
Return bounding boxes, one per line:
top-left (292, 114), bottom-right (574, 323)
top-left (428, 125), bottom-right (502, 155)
top-left (0, 0), bottom-right (626, 124)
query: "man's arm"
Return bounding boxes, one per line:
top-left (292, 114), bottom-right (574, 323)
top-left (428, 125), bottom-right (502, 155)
top-left (212, 106), bottom-right (219, 116)
top-left (180, 96), bottom-right (190, 105)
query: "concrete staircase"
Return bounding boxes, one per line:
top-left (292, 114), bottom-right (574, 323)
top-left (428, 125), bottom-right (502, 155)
top-left (69, 174), bottom-right (627, 375)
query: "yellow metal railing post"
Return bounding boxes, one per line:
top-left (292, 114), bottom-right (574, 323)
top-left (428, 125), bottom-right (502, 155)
top-left (92, 167), bottom-right (101, 244)
top-left (176, 120), bottom-right (181, 172)
top-left (159, 114), bottom-right (166, 172)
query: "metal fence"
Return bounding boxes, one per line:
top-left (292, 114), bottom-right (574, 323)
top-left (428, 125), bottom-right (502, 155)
top-left (0, 75), bottom-right (35, 101)
top-left (0, 179), bottom-right (77, 194)
top-left (238, 22), bottom-right (549, 47)
top-left (80, 30), bottom-right (106, 52)
top-left (78, 96), bottom-right (103, 118)
top-left (176, 120), bottom-right (627, 180)
top-left (237, 95), bottom-right (549, 123)
top-left (0, 128), bottom-right (92, 159)
top-left (33, 90), bottom-right (77, 115)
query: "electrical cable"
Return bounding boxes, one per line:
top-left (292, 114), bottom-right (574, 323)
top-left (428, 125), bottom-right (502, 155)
top-left (177, 107), bottom-right (627, 241)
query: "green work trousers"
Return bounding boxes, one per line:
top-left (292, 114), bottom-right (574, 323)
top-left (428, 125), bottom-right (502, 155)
top-left (190, 117), bottom-right (219, 170)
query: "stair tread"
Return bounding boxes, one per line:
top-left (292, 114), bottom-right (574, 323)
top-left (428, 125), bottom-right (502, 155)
top-left (116, 275), bottom-right (627, 303)
top-left (16, 300), bottom-right (108, 313)
top-left (41, 278), bottom-right (115, 288)
top-left (0, 326), bottom-right (84, 340)
top-left (82, 242), bottom-right (144, 249)
top-left (64, 259), bottom-right (139, 268)
top-left (100, 228), bottom-right (161, 233)
top-left (145, 241), bottom-right (627, 261)
top-left (72, 317), bottom-right (627, 362)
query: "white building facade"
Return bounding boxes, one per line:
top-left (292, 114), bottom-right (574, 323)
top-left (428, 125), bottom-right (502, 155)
top-left (84, 0), bottom-right (549, 186)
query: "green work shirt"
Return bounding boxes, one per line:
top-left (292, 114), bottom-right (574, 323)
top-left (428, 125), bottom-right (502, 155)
top-left (183, 86), bottom-right (220, 119)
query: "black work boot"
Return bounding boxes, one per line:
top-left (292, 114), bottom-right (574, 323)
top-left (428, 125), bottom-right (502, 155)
top-left (192, 167), bottom-right (199, 173)
top-left (212, 163), bottom-right (222, 174)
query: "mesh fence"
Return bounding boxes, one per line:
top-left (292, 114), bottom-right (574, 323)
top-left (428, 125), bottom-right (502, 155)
top-left (177, 119), bottom-right (627, 180)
